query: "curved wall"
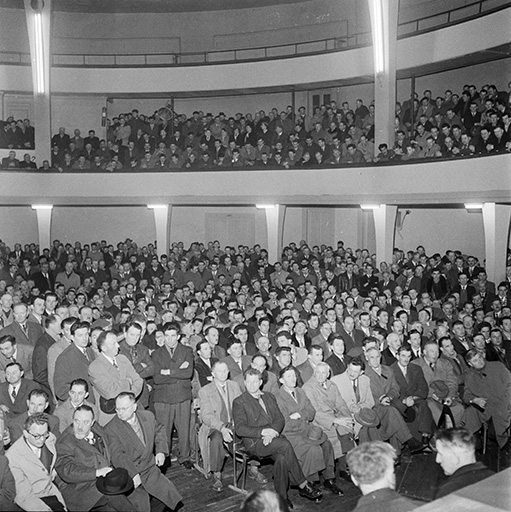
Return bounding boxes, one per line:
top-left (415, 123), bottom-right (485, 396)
top-left (1, 7), bottom-right (510, 95)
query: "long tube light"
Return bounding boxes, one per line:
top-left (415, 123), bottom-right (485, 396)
top-left (34, 12), bottom-right (45, 94)
top-left (372, 0), bottom-right (385, 75)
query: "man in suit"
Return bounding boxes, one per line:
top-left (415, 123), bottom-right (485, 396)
top-left (195, 339), bottom-right (218, 388)
top-left (331, 357), bottom-right (375, 438)
top-left (338, 316), bottom-right (365, 354)
top-left (221, 338), bottom-right (251, 380)
top-left (347, 441), bottom-right (417, 512)
top-left (151, 322), bottom-right (194, 469)
top-left (381, 333), bottom-right (402, 367)
top-left (297, 344), bottom-right (324, 384)
top-left (0, 292), bottom-right (14, 328)
top-left (463, 349), bottom-right (511, 449)
top-left (0, 362), bottom-right (39, 421)
top-left (55, 405), bottom-right (135, 511)
top-left (54, 378), bottom-right (98, 433)
top-left (0, 302), bottom-right (43, 347)
top-left (435, 427), bottom-right (494, 499)
top-left (411, 340), bottom-right (465, 426)
top-left (88, 331), bottom-right (143, 426)
top-left (390, 346), bottom-right (434, 446)
top-left (8, 388), bottom-right (60, 442)
top-left (439, 336), bottom-right (468, 394)
top-left (6, 413), bottom-right (66, 511)
top-left (364, 348), bottom-right (424, 456)
top-left (198, 360), bottom-right (242, 490)
top-left (325, 334), bottom-right (349, 376)
top-left (452, 273), bottom-right (476, 307)
top-left (32, 314), bottom-right (61, 401)
top-left (0, 333), bottom-right (34, 382)
top-left (233, 368), bottom-right (322, 508)
top-left (47, 316), bottom-right (75, 401)
top-left (118, 321), bottom-right (154, 409)
top-left (54, 321), bottom-right (95, 404)
top-left (105, 392), bottom-right (182, 512)
top-left (31, 260), bottom-right (55, 295)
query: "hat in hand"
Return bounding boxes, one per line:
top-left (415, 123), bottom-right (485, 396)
top-left (96, 468), bottom-right (134, 496)
top-left (354, 408), bottom-right (380, 428)
top-left (302, 425), bottom-right (327, 445)
top-left (431, 380), bottom-right (449, 400)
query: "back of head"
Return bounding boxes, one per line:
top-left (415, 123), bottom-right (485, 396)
top-left (240, 489), bottom-right (290, 512)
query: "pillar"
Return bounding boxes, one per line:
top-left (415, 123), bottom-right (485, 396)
top-left (367, 0), bottom-right (399, 149)
top-left (148, 205), bottom-right (171, 257)
top-left (32, 205), bottom-right (53, 252)
top-left (372, 204), bottom-right (397, 267)
top-left (24, 0), bottom-right (52, 163)
top-left (260, 205), bottom-right (286, 264)
top-left (482, 203), bottom-right (511, 284)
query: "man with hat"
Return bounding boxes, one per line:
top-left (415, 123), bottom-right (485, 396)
top-left (411, 340), bottom-right (465, 427)
top-left (276, 365), bottom-right (343, 496)
top-left (105, 392), bottom-right (183, 512)
top-left (56, 404), bottom-right (135, 511)
top-left (302, 362), bottom-right (355, 477)
top-left (462, 349), bottom-right (511, 449)
top-left (6, 412), bottom-right (66, 511)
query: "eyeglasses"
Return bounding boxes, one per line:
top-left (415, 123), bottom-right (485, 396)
top-left (27, 430), bottom-right (50, 440)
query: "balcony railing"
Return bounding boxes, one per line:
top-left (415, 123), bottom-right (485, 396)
top-left (0, 0), bottom-right (508, 68)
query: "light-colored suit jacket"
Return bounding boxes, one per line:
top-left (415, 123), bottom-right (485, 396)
top-left (6, 432), bottom-right (66, 511)
top-left (331, 371), bottom-right (375, 415)
top-left (198, 380), bottom-right (241, 473)
top-left (88, 353), bottom-right (143, 425)
top-left (411, 356), bottom-right (460, 400)
top-left (0, 342), bottom-right (34, 382)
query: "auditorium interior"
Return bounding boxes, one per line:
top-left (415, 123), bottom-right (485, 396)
top-left (0, 0), bottom-right (511, 511)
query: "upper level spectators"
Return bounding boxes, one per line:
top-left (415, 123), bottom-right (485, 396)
top-left (2, 81), bottom-right (510, 171)
top-left (0, 117), bottom-right (35, 151)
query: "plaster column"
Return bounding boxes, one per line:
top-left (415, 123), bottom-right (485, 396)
top-left (263, 205), bottom-right (286, 264)
top-left (482, 203), bottom-right (511, 284)
top-left (367, 0), bottom-right (399, 149)
top-left (32, 205), bottom-right (53, 252)
top-left (149, 205), bottom-right (171, 258)
top-left (372, 204), bottom-right (397, 267)
top-left (24, 0), bottom-right (52, 163)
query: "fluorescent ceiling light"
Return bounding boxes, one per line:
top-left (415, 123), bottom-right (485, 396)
top-left (360, 204), bottom-right (380, 210)
top-left (32, 204), bottom-right (53, 210)
top-left (371, 0), bottom-right (385, 75)
top-left (147, 204), bottom-right (167, 209)
top-left (464, 203), bottom-right (484, 210)
top-left (34, 12), bottom-right (45, 94)
top-left (256, 204), bottom-right (276, 209)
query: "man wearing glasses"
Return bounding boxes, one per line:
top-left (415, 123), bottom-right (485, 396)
top-left (6, 412), bottom-right (66, 511)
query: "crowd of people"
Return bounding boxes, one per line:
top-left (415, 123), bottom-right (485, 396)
top-left (0, 235), bottom-right (509, 510)
top-left (1, 80), bottom-right (510, 171)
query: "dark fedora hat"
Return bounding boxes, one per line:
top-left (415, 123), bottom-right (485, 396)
top-left (354, 408), bottom-right (380, 428)
top-left (430, 380), bottom-right (449, 400)
top-left (302, 425), bottom-right (327, 445)
top-left (96, 468), bottom-right (133, 496)
top-left (403, 406), bottom-right (416, 423)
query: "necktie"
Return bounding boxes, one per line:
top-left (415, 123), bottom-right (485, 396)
top-left (258, 396), bottom-right (268, 414)
top-left (39, 443), bottom-right (53, 473)
top-left (11, 387), bottom-right (17, 401)
top-left (112, 358), bottom-right (118, 369)
top-left (21, 324), bottom-right (28, 335)
top-left (429, 362), bottom-right (435, 371)
top-left (130, 418), bottom-right (145, 445)
top-left (352, 379), bottom-right (360, 401)
top-left (291, 390), bottom-right (297, 402)
top-left (130, 347), bottom-right (137, 362)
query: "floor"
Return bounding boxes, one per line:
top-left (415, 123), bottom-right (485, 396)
top-left (163, 435), bottom-right (511, 512)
